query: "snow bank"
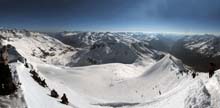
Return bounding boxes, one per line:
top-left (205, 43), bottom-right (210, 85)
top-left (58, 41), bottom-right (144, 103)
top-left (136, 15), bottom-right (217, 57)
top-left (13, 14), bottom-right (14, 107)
top-left (205, 70), bottom-right (220, 108)
top-left (184, 80), bottom-right (211, 108)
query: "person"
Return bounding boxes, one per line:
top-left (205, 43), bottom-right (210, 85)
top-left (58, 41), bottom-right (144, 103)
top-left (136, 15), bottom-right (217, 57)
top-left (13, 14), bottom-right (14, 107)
top-left (32, 74), bottom-right (42, 85)
top-left (208, 62), bottom-right (216, 78)
top-left (51, 89), bottom-right (59, 98)
top-left (30, 69), bottom-right (36, 75)
top-left (24, 62), bottom-right (29, 68)
top-left (159, 90), bottom-right (161, 95)
top-left (31, 70), bottom-right (39, 77)
top-left (61, 93), bottom-right (69, 105)
top-left (0, 45), bottom-right (16, 95)
top-left (40, 79), bottom-right (47, 87)
top-left (192, 72), bottom-right (196, 79)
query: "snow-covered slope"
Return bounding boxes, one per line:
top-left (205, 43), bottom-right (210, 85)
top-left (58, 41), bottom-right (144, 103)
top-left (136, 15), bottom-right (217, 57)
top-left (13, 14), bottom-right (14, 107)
top-left (13, 54), bottom-right (191, 108)
top-left (38, 55), bottom-right (185, 102)
top-left (53, 32), bottom-right (166, 66)
top-left (15, 52), bottom-right (220, 108)
top-left (1, 29), bottom-right (220, 108)
top-left (182, 35), bottom-right (220, 57)
top-left (0, 29), bottom-right (76, 65)
top-left (171, 34), bottom-right (220, 71)
top-left (69, 35), bottom-right (163, 66)
top-left (52, 31), bottom-right (185, 67)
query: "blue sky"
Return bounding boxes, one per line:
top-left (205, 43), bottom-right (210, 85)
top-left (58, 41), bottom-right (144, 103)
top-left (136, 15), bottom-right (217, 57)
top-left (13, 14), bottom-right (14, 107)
top-left (0, 0), bottom-right (220, 34)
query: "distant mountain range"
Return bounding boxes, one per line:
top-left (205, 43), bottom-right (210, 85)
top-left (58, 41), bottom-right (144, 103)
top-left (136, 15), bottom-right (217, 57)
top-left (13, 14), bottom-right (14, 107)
top-left (1, 29), bottom-right (219, 71)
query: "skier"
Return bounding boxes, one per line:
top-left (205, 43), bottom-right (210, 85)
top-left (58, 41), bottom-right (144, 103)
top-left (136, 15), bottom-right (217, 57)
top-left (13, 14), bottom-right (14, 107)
top-left (0, 45), bottom-right (17, 95)
top-left (208, 62), bottom-right (216, 78)
top-left (61, 93), bottom-right (69, 105)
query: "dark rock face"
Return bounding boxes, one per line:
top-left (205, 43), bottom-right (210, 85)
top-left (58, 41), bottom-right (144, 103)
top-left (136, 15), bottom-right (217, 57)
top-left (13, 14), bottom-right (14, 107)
top-left (0, 45), bottom-right (21, 95)
top-left (171, 35), bottom-right (220, 72)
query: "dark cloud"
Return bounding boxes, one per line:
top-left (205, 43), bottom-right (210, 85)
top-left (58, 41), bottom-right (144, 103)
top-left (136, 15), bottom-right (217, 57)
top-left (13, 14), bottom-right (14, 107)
top-left (0, 0), bottom-right (137, 19)
top-left (0, 0), bottom-right (219, 33)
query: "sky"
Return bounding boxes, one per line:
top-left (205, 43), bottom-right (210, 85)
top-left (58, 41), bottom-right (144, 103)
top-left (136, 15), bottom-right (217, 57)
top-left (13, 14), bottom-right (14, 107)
top-left (0, 0), bottom-right (220, 34)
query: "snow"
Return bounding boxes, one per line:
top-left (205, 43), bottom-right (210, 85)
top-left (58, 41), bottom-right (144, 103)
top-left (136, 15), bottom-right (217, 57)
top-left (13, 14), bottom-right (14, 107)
top-left (0, 29), bottom-right (76, 65)
top-left (1, 29), bottom-right (220, 108)
top-left (13, 55), bottom-right (220, 108)
top-left (14, 54), bottom-right (189, 108)
top-left (184, 80), bottom-right (211, 108)
top-left (16, 62), bottom-right (73, 108)
top-left (183, 35), bottom-right (220, 57)
top-left (205, 70), bottom-right (220, 108)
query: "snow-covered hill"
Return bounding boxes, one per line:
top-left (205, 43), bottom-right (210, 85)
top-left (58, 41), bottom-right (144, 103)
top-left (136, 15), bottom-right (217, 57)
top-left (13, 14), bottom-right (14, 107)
top-left (15, 54), bottom-right (190, 108)
top-left (0, 29), bottom-right (76, 65)
top-left (14, 53), bottom-right (220, 108)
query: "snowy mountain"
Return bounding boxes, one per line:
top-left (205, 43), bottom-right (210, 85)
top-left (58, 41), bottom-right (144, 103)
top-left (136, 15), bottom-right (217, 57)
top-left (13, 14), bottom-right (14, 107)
top-left (1, 29), bottom-right (220, 108)
top-left (69, 36), bottom-right (164, 66)
top-left (53, 32), bottom-right (101, 48)
top-left (53, 32), bottom-right (183, 66)
top-left (182, 35), bottom-right (220, 57)
top-left (0, 29), bottom-right (167, 67)
top-left (131, 33), bottom-right (182, 52)
top-left (171, 34), bottom-right (220, 71)
top-left (54, 32), bottom-right (181, 53)
top-left (0, 29), bottom-right (76, 65)
top-left (53, 32), bottom-right (166, 66)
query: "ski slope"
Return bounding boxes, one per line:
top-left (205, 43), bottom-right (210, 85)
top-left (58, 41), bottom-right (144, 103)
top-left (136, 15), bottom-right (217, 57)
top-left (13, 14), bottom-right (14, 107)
top-left (8, 55), bottom-right (185, 107)
top-left (14, 54), bottom-right (220, 108)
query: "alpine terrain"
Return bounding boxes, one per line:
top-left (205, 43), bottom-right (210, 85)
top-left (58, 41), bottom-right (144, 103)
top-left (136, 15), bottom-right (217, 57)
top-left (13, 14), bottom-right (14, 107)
top-left (0, 29), bottom-right (220, 108)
